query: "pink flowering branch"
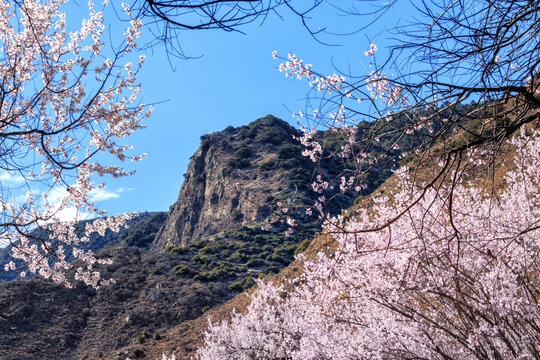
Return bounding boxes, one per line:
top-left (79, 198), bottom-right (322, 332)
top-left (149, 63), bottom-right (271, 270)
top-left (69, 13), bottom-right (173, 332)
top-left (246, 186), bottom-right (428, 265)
top-left (0, 0), bottom-right (151, 289)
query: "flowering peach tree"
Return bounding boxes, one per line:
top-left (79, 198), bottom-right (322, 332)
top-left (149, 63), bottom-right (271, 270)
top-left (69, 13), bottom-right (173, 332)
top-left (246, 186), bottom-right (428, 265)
top-left (195, 1), bottom-right (539, 359)
top-left (0, 0), bottom-right (151, 288)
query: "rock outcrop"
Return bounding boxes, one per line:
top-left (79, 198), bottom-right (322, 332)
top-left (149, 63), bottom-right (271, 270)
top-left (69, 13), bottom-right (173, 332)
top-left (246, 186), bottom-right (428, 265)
top-left (154, 115), bottom-right (319, 248)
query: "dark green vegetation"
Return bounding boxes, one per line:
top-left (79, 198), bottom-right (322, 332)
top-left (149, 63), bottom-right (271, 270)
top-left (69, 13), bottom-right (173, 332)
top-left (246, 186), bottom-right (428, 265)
top-left (221, 116), bottom-right (319, 200)
top-left (118, 213), bottom-right (168, 249)
top-left (166, 225), bottom-right (315, 292)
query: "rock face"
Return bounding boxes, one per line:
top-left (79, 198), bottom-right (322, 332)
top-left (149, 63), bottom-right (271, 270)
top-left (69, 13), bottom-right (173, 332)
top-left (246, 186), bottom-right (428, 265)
top-left (154, 115), bottom-right (318, 249)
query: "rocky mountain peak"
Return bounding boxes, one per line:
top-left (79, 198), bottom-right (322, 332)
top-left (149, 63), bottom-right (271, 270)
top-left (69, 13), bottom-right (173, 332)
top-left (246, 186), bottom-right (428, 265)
top-left (153, 115), bottom-right (310, 249)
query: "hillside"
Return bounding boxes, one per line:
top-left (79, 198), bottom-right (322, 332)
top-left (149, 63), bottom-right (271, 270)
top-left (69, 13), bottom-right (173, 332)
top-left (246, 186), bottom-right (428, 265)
top-left (154, 115), bottom-right (352, 249)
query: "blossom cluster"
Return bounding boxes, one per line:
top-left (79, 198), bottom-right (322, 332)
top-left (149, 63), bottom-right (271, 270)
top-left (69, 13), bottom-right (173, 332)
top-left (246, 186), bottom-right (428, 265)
top-left (364, 43), bottom-right (378, 57)
top-left (0, 0), bottom-right (151, 288)
top-left (275, 51), bottom-right (346, 94)
top-left (365, 70), bottom-right (408, 107)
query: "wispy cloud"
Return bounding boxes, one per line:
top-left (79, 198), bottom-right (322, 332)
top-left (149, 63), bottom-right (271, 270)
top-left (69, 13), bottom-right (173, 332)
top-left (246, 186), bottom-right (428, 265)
top-left (0, 171), bottom-right (25, 185)
top-left (39, 187), bottom-right (92, 223)
top-left (89, 186), bottom-right (132, 202)
top-left (1, 184), bottom-right (131, 225)
top-left (46, 186), bottom-right (130, 204)
top-left (89, 188), bottom-right (121, 202)
top-left (42, 186), bottom-right (131, 222)
top-left (53, 206), bottom-right (94, 223)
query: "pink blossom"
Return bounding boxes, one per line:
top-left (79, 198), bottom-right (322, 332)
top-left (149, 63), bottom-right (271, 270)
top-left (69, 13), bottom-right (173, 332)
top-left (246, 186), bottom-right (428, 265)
top-left (0, 0), bottom-right (149, 288)
top-left (364, 43), bottom-right (378, 57)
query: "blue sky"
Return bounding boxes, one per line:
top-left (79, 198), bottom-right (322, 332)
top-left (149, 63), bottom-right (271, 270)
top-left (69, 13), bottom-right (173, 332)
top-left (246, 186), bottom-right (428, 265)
top-left (92, 1), bottom-right (413, 216)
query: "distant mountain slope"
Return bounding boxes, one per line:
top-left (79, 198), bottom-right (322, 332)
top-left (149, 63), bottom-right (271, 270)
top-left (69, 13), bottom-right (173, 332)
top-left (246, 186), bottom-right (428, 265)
top-left (0, 244), bottom-right (229, 360)
top-left (0, 212), bottom-right (167, 282)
